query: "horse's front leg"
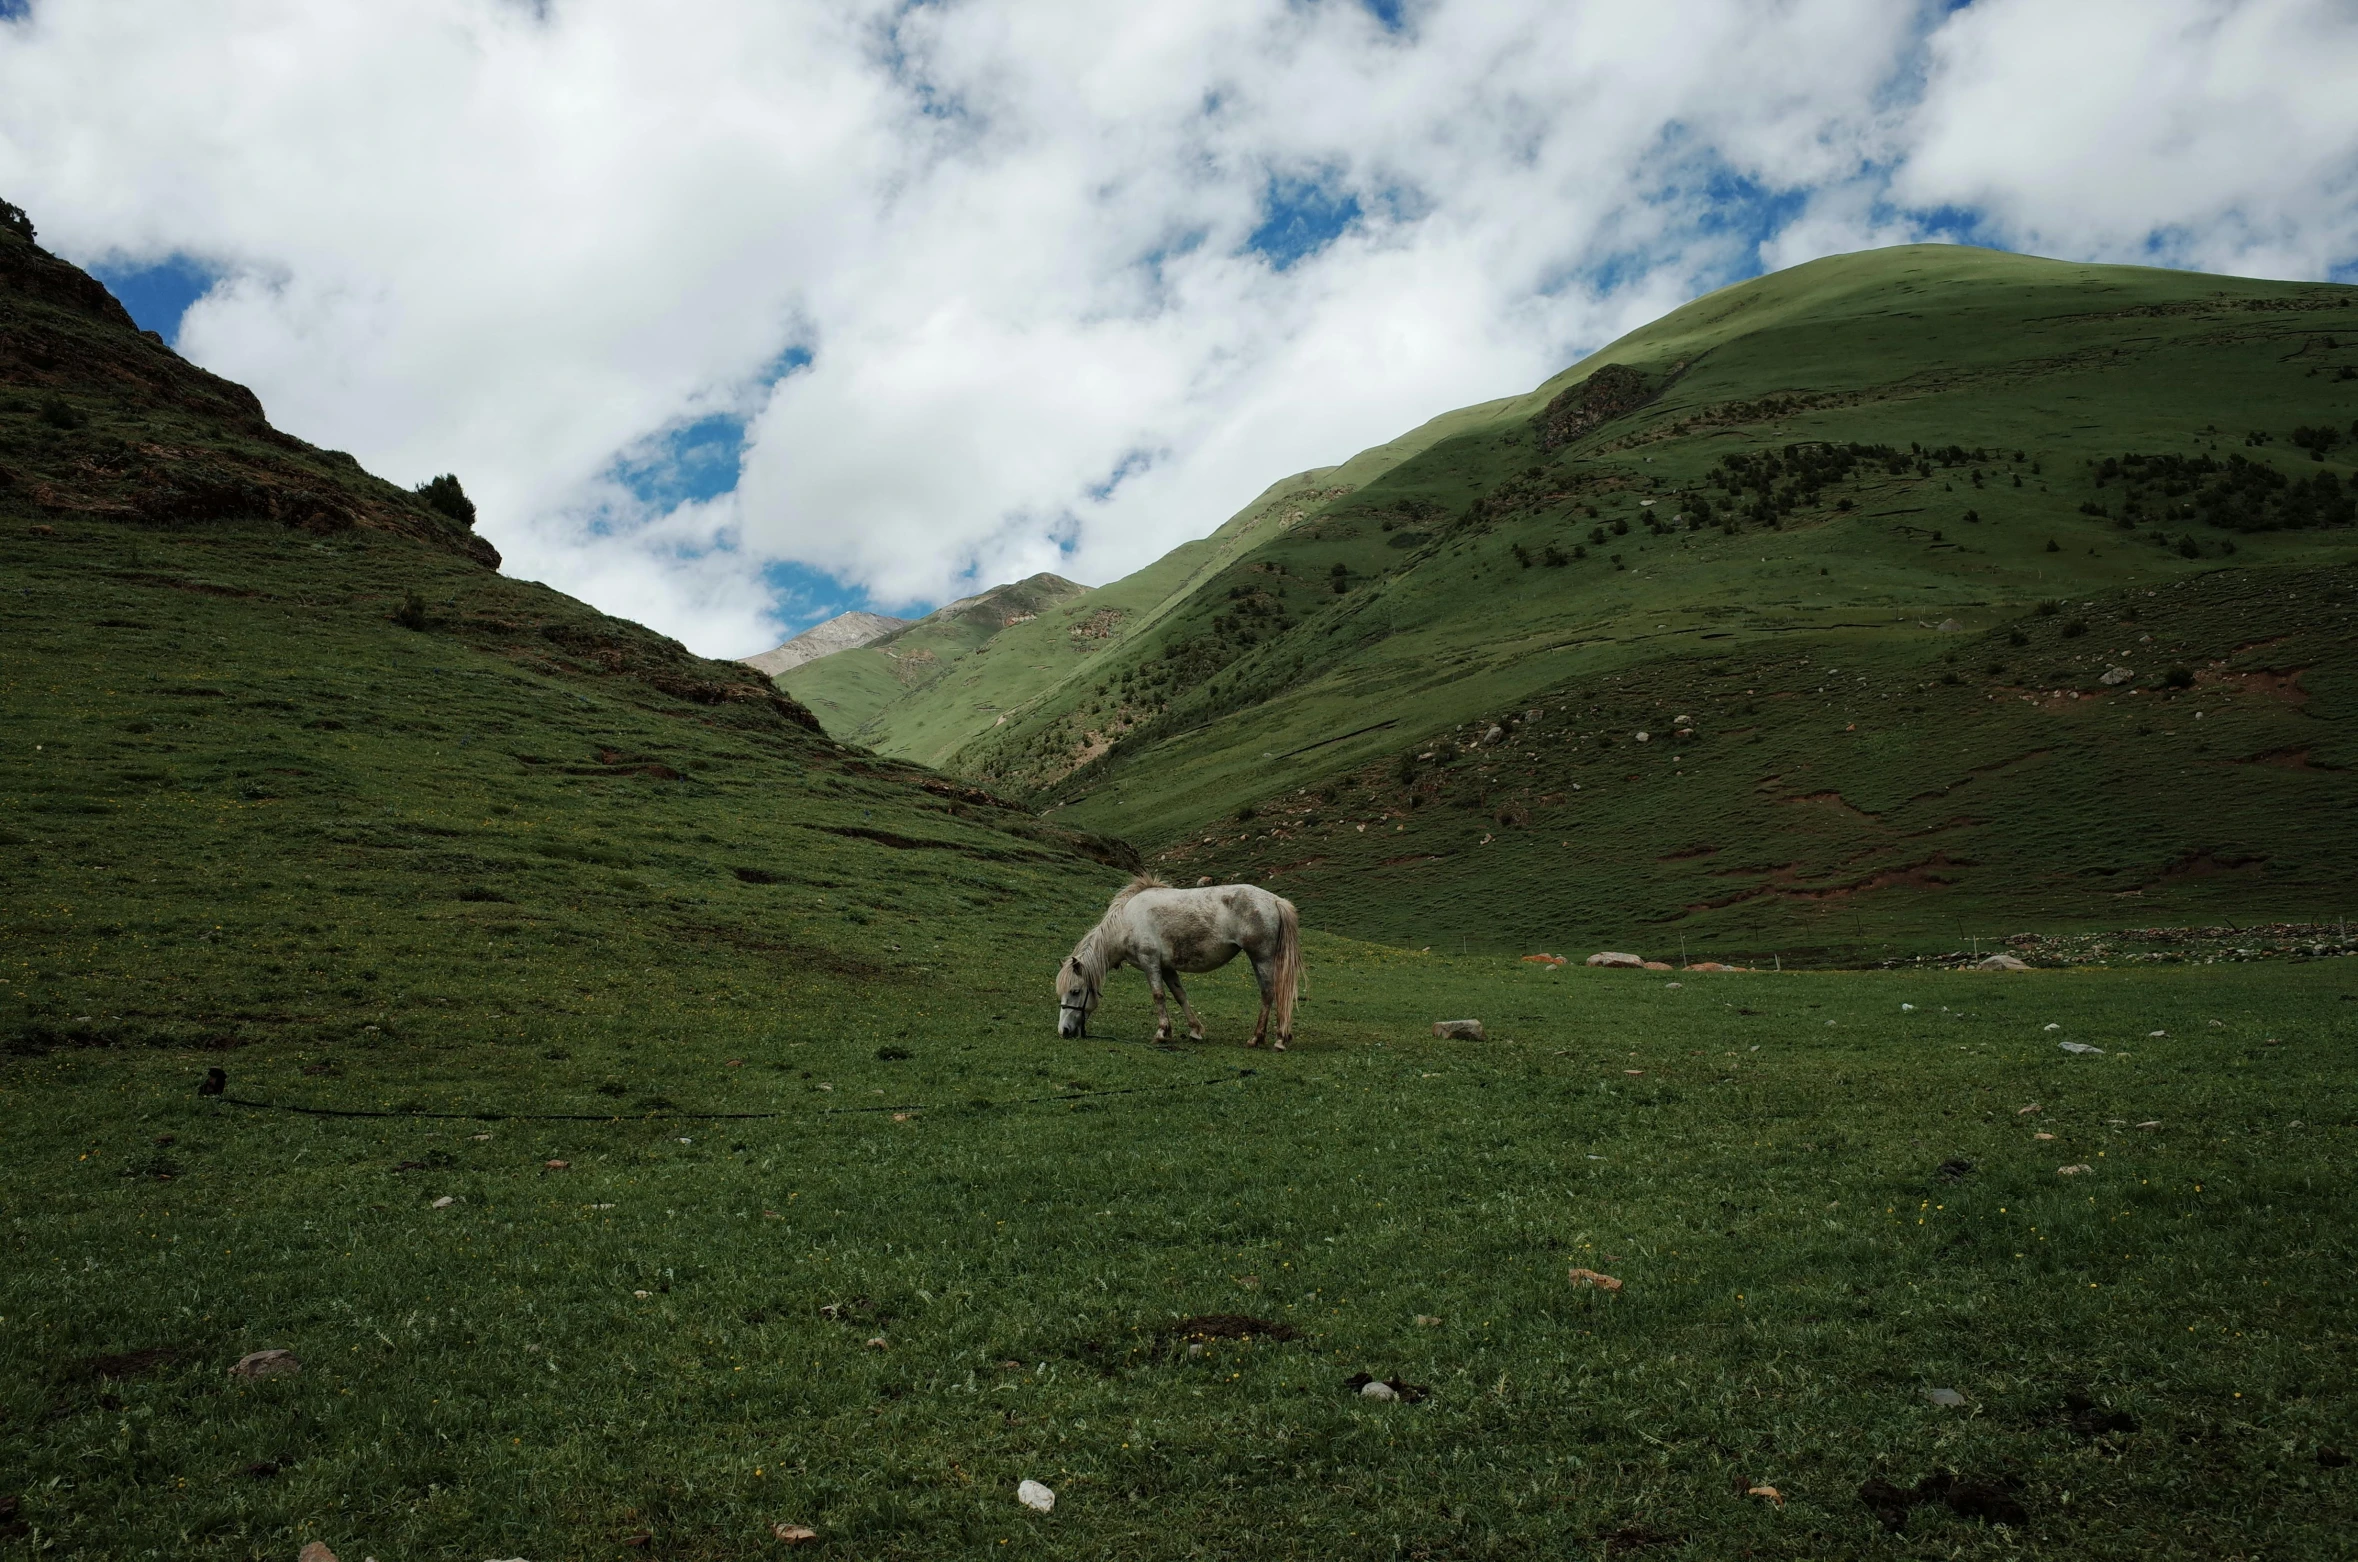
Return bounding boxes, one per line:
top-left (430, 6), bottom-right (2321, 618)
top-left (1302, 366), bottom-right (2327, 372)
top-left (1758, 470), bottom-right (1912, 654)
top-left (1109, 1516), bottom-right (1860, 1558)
top-left (1142, 960), bottom-right (1175, 1042)
top-left (1167, 970), bottom-right (1205, 1042)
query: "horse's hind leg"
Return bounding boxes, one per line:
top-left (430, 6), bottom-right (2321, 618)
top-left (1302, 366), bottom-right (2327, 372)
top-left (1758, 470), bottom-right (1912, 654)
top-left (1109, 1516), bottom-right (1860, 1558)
top-left (1247, 955), bottom-right (1274, 1047)
top-left (1166, 970), bottom-right (1205, 1041)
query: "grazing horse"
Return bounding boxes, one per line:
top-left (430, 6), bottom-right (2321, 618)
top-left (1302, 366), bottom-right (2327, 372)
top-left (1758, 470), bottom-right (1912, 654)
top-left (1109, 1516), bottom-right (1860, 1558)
top-left (1055, 876), bottom-right (1304, 1047)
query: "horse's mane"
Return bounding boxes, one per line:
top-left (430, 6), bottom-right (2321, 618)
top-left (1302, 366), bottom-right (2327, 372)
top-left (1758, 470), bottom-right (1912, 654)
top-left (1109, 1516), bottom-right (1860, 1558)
top-left (1107, 873), bottom-right (1168, 909)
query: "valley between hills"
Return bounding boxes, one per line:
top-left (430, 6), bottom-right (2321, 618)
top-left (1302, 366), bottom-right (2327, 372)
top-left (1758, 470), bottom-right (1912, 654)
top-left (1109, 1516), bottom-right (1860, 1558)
top-left (777, 244), bottom-right (2358, 963)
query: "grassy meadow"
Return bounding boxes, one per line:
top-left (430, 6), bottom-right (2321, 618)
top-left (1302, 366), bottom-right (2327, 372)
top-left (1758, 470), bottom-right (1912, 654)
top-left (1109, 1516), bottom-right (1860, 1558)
top-left (7, 215), bottom-right (2358, 1559)
top-left (6, 943), bottom-right (2355, 1559)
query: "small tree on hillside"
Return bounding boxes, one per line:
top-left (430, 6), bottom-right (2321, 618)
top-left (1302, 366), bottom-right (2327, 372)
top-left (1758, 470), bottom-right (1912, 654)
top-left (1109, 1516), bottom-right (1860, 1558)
top-left (414, 473), bottom-right (477, 529)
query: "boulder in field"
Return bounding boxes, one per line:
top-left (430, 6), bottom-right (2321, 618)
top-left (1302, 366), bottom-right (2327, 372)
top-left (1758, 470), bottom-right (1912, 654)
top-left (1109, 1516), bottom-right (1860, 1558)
top-left (1432, 1020), bottom-right (1486, 1041)
top-left (1587, 951), bottom-right (1645, 968)
top-left (1641, 961), bottom-right (1674, 971)
top-left (2099, 666), bottom-right (2134, 686)
top-left (1685, 961), bottom-right (1731, 972)
top-left (1974, 953), bottom-right (2030, 971)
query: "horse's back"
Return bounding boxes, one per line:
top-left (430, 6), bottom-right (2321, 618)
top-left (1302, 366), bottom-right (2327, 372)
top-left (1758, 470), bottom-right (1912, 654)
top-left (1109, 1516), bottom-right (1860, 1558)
top-left (1125, 883), bottom-right (1288, 963)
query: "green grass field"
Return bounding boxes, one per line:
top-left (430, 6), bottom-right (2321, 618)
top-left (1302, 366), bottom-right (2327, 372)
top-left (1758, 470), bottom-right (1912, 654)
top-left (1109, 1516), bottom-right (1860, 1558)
top-left (8, 948), bottom-right (2355, 1558)
top-left (8, 212), bottom-right (2358, 1559)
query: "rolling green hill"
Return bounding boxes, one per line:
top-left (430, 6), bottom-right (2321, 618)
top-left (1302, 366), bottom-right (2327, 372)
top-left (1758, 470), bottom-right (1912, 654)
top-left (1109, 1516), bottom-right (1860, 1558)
top-left (804, 244), bottom-right (2358, 960)
top-left (0, 208), bottom-right (1131, 1061)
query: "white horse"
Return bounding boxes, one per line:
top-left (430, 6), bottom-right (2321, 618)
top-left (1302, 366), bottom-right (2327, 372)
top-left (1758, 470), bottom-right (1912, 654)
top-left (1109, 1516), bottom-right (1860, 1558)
top-left (1056, 876), bottom-right (1304, 1047)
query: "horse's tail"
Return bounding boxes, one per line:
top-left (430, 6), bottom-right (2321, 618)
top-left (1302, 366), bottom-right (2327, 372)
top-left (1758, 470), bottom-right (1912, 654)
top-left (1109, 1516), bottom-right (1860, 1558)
top-left (1273, 896), bottom-right (1304, 1039)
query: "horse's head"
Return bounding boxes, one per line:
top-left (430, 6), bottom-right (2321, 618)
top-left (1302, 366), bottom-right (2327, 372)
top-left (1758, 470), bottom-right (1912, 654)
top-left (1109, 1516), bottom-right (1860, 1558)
top-left (1055, 953), bottom-right (1098, 1039)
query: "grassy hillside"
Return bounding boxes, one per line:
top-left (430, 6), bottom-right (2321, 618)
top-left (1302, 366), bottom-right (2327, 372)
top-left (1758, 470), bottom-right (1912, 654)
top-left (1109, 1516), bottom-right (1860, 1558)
top-left (0, 210), bottom-right (1131, 1065)
top-left (780, 573), bottom-right (1088, 754)
top-left (781, 395), bottom-right (1515, 767)
top-left (837, 244), bottom-right (2357, 957)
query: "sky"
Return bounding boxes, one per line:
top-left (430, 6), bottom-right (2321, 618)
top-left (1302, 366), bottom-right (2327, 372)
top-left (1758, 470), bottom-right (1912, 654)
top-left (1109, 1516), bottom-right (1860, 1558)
top-left (4, 0), bottom-right (2356, 659)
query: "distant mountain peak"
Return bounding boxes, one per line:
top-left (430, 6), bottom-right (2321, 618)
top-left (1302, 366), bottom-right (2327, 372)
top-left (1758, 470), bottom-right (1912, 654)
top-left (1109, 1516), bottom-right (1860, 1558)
top-left (740, 610), bottom-right (911, 677)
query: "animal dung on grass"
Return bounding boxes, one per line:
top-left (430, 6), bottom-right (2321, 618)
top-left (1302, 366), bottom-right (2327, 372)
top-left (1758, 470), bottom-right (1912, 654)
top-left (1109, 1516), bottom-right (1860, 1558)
top-left (1860, 1470), bottom-right (2028, 1533)
top-left (1016, 1479), bottom-right (1056, 1513)
top-left (1432, 1019), bottom-right (1485, 1040)
top-left (1567, 1268), bottom-right (1623, 1293)
top-left (229, 1349), bottom-right (300, 1380)
top-left (1587, 951), bottom-right (1644, 968)
top-left (1924, 1386), bottom-right (1967, 1407)
top-left (771, 1522), bottom-right (819, 1545)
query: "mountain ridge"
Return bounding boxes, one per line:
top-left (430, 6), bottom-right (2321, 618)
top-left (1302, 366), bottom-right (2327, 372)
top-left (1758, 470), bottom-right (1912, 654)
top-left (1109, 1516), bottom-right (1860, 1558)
top-left (792, 242), bottom-right (2358, 958)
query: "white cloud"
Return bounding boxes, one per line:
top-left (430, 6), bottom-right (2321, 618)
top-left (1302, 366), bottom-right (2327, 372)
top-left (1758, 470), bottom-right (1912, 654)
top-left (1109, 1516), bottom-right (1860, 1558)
top-left (2, 0), bottom-right (2353, 658)
top-left (1899, 0), bottom-right (2358, 278)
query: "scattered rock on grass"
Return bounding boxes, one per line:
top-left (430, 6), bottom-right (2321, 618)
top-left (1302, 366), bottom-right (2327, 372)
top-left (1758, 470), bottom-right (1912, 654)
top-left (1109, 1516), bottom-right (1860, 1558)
top-left (2059, 1041), bottom-right (2105, 1055)
top-left (1344, 1372), bottom-right (1429, 1403)
top-left (1017, 1479), bottom-right (1055, 1513)
top-left (295, 1544), bottom-right (339, 1562)
top-left (1924, 1387), bottom-right (1967, 1407)
top-left (2058, 1163), bottom-right (2094, 1176)
top-left (1587, 952), bottom-right (1645, 968)
top-left (1431, 1019), bottom-right (1485, 1041)
top-left (1975, 954), bottom-right (2030, 971)
top-left (1641, 961), bottom-right (1674, 971)
top-left (230, 1350), bottom-right (300, 1380)
top-left (771, 1522), bottom-right (819, 1544)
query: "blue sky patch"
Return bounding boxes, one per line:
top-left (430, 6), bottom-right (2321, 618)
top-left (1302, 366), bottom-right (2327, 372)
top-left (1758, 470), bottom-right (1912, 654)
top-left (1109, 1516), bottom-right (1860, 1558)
top-left (1247, 173), bottom-right (1362, 270)
top-left (611, 412), bottom-right (749, 508)
top-left (758, 558), bottom-right (921, 644)
top-left (88, 253), bottom-right (219, 342)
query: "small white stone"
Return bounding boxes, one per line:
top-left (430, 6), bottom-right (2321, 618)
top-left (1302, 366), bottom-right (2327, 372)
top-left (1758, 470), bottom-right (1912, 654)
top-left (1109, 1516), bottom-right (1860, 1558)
top-left (1017, 1479), bottom-right (1056, 1513)
top-left (431, 1196), bottom-right (456, 1209)
top-left (1361, 1380), bottom-right (1399, 1401)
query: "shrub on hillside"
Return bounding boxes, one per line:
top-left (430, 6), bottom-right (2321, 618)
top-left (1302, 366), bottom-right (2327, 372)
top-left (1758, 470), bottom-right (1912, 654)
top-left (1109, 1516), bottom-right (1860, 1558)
top-left (414, 473), bottom-right (477, 529)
